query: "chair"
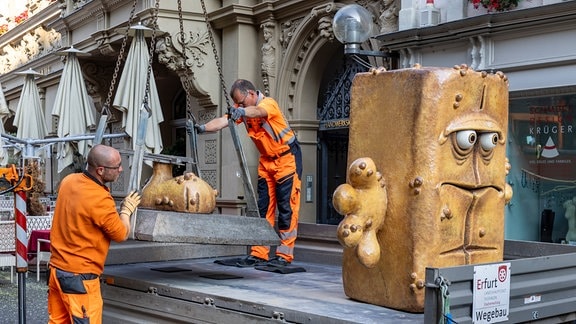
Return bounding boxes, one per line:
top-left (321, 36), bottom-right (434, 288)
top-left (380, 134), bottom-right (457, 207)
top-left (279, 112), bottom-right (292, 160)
top-left (26, 215), bottom-right (52, 237)
top-left (0, 220), bottom-right (16, 283)
top-left (26, 215), bottom-right (53, 281)
top-left (36, 238), bottom-right (50, 282)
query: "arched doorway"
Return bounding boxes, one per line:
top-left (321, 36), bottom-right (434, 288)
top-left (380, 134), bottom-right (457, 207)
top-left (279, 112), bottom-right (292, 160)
top-left (316, 53), bottom-right (368, 224)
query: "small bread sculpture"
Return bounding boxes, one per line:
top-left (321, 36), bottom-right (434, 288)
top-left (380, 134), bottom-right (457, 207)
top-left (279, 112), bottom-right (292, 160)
top-left (333, 157), bottom-right (387, 268)
top-left (141, 162), bottom-right (218, 213)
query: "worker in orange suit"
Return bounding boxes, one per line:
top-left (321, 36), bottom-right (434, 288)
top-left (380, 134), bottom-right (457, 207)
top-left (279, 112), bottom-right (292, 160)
top-left (196, 79), bottom-right (302, 267)
top-left (47, 144), bottom-right (141, 323)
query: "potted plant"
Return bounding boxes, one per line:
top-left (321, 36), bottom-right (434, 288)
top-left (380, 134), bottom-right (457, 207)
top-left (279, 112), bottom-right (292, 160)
top-left (469, 0), bottom-right (522, 11)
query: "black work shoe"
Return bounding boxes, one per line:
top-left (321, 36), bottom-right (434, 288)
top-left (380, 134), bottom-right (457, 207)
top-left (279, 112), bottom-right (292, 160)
top-left (267, 256), bottom-right (291, 267)
top-left (236, 255), bottom-right (267, 267)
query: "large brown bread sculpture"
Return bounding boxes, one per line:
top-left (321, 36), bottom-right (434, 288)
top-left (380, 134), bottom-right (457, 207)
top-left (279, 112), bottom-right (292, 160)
top-left (140, 162), bottom-right (218, 214)
top-left (333, 65), bottom-right (513, 312)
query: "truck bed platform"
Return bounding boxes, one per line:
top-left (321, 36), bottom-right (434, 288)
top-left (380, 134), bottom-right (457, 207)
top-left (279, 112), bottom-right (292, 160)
top-left (101, 256), bottom-right (423, 323)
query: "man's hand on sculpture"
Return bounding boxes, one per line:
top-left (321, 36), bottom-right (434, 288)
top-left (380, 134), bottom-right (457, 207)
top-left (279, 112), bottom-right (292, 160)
top-left (120, 191), bottom-right (142, 217)
top-left (194, 124), bottom-right (206, 134)
top-left (230, 107), bottom-right (246, 121)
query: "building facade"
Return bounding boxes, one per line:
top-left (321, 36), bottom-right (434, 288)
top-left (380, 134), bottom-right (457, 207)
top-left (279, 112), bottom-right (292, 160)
top-left (0, 0), bottom-right (574, 243)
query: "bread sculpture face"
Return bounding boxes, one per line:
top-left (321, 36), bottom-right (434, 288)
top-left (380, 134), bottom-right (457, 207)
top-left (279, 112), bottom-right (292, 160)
top-left (333, 65), bottom-right (513, 312)
top-left (141, 162), bottom-right (217, 214)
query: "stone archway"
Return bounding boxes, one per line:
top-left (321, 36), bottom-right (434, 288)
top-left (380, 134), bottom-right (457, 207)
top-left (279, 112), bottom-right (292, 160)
top-left (274, 3), bottom-right (345, 224)
top-left (273, 1), bottom-right (395, 223)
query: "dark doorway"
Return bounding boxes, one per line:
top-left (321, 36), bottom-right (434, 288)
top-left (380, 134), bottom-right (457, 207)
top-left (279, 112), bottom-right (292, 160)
top-left (316, 53), bottom-right (367, 224)
top-left (317, 128), bottom-right (349, 224)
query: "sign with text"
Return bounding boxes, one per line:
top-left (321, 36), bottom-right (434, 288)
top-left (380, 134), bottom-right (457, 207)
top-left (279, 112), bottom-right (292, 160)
top-left (472, 263), bottom-right (511, 323)
top-left (509, 95), bottom-right (576, 179)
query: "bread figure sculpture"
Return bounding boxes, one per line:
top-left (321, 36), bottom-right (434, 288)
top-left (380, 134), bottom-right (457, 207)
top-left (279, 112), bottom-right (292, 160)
top-left (334, 65), bottom-right (513, 312)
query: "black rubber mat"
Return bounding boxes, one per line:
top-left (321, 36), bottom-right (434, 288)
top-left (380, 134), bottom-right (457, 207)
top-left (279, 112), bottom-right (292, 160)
top-left (199, 273), bottom-right (243, 280)
top-left (255, 265), bottom-right (306, 274)
top-left (214, 257), bottom-right (245, 266)
top-left (150, 267), bottom-right (192, 273)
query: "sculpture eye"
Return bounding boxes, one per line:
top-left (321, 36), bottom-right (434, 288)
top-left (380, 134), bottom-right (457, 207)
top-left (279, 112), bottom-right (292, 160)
top-left (479, 132), bottom-right (498, 151)
top-left (456, 130), bottom-right (476, 150)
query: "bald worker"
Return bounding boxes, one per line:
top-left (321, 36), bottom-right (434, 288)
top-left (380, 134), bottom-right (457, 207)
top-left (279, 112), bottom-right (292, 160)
top-left (47, 144), bottom-right (141, 323)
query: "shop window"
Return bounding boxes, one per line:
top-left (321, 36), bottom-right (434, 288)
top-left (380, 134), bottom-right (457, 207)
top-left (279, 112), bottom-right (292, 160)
top-left (507, 92), bottom-right (576, 244)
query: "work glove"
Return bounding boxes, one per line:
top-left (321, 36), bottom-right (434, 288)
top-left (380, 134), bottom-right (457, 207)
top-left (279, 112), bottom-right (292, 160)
top-left (120, 191), bottom-right (141, 217)
top-left (194, 124), bottom-right (206, 134)
top-left (230, 107), bottom-right (246, 121)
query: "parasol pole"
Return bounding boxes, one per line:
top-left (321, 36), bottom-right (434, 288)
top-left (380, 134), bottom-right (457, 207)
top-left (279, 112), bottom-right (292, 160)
top-left (126, 1), bottom-right (160, 239)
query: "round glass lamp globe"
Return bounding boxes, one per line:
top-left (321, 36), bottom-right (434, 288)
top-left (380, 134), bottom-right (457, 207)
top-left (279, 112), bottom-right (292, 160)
top-left (332, 4), bottom-right (374, 44)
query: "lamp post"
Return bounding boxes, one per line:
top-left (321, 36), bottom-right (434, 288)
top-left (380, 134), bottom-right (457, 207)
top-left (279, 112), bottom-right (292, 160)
top-left (332, 4), bottom-right (396, 68)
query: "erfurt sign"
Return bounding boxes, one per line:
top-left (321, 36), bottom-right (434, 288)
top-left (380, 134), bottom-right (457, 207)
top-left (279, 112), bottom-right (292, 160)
top-left (472, 263), bottom-right (511, 323)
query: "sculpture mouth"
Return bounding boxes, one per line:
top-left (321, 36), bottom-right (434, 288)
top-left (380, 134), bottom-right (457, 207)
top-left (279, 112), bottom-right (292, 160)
top-left (441, 181), bottom-right (503, 193)
top-left (437, 183), bottom-right (504, 262)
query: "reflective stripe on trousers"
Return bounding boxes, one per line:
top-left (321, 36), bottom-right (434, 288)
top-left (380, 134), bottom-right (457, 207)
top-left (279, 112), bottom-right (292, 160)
top-left (252, 142), bottom-right (302, 262)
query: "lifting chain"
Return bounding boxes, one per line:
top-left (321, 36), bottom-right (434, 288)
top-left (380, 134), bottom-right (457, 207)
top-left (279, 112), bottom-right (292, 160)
top-left (200, 0), bottom-right (231, 108)
top-left (196, 0), bottom-right (260, 218)
top-left (142, 0), bottom-right (160, 112)
top-left (102, 0), bottom-right (139, 118)
top-left (178, 0), bottom-right (201, 177)
top-left (177, 0), bottom-right (193, 121)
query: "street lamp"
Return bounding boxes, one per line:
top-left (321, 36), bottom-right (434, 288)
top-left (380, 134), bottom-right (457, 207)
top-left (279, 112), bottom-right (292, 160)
top-left (332, 4), bottom-right (392, 60)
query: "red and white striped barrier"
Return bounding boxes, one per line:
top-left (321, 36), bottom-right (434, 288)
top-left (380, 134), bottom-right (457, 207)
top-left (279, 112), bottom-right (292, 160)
top-left (15, 190), bottom-right (27, 271)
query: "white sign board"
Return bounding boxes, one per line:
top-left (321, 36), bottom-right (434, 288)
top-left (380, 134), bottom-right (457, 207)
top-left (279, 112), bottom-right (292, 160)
top-left (472, 262), bottom-right (511, 323)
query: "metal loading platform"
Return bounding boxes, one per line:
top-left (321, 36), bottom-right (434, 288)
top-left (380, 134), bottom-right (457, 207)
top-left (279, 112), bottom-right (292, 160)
top-left (100, 240), bottom-right (576, 323)
top-left (100, 256), bottom-right (424, 324)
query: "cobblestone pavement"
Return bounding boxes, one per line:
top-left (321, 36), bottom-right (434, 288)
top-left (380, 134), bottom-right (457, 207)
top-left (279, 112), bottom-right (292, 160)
top-left (0, 265), bottom-right (49, 324)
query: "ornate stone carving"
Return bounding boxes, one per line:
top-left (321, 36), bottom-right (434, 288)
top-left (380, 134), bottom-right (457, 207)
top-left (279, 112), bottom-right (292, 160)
top-left (156, 31), bottom-right (209, 72)
top-left (0, 26), bottom-right (61, 74)
top-left (379, 0), bottom-right (400, 33)
top-left (92, 31), bottom-right (116, 56)
top-left (72, 0), bottom-right (89, 10)
top-left (205, 139), bottom-right (217, 165)
top-left (81, 62), bottom-right (114, 114)
top-left (317, 16), bottom-right (334, 41)
top-left (279, 19), bottom-right (301, 54)
top-left (198, 110), bottom-right (216, 124)
top-left (156, 35), bottom-right (216, 110)
top-left (470, 36), bottom-right (486, 70)
top-left (311, 2), bottom-right (336, 17)
top-left (202, 170), bottom-right (217, 192)
top-left (260, 21), bottom-right (276, 96)
top-left (310, 3), bottom-right (336, 41)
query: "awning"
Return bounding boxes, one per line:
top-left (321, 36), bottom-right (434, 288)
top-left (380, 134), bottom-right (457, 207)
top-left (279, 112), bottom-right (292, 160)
top-left (12, 69), bottom-right (47, 140)
top-left (113, 24), bottom-right (164, 155)
top-left (0, 81), bottom-right (11, 165)
top-left (51, 47), bottom-right (96, 172)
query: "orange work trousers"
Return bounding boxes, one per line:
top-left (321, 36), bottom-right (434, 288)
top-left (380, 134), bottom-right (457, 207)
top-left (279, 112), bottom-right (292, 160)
top-left (48, 266), bottom-right (103, 324)
top-left (251, 142), bottom-right (302, 262)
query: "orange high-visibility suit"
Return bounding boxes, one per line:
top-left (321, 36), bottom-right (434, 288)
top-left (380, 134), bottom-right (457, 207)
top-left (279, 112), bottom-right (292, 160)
top-left (236, 92), bottom-right (302, 262)
top-left (48, 172), bottom-right (128, 324)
